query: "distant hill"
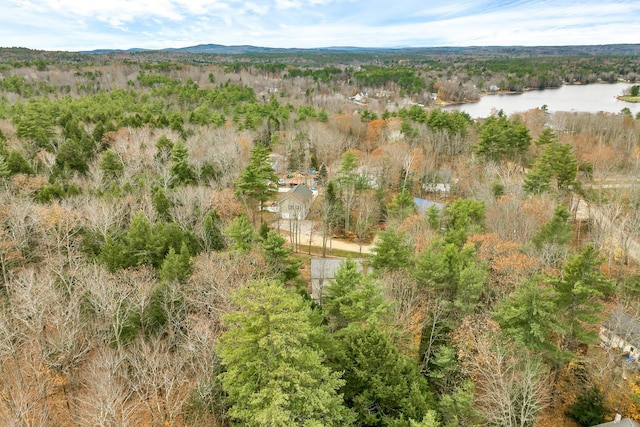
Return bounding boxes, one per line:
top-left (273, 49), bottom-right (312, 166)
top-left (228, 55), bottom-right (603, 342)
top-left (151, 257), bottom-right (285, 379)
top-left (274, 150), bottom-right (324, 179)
top-left (3, 43), bottom-right (638, 66)
top-left (80, 43), bottom-right (640, 56)
top-left (81, 44), bottom-right (392, 55)
top-left (83, 48), bottom-right (152, 54)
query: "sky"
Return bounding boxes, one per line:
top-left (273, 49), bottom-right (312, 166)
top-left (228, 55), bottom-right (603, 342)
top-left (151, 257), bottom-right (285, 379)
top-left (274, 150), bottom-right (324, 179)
top-left (2, 0), bottom-right (639, 51)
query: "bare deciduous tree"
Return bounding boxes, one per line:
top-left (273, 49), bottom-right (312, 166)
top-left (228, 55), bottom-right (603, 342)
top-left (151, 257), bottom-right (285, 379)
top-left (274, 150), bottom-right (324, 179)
top-left (76, 196), bottom-right (127, 242)
top-left (126, 337), bottom-right (192, 427)
top-left (485, 195), bottom-right (553, 244)
top-left (456, 316), bottom-right (551, 427)
top-left (78, 348), bottom-right (139, 427)
top-left (186, 251), bottom-right (267, 329)
top-left (305, 121), bottom-right (349, 169)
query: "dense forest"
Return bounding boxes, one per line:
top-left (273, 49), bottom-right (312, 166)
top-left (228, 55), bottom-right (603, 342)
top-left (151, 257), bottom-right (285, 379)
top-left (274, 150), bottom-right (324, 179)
top-left (0, 46), bottom-right (639, 426)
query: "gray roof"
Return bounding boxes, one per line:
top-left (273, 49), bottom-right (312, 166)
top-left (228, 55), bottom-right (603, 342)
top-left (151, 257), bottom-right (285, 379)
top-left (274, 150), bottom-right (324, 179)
top-left (592, 418), bottom-right (640, 427)
top-left (603, 310), bottom-right (640, 347)
top-left (280, 184), bottom-right (313, 205)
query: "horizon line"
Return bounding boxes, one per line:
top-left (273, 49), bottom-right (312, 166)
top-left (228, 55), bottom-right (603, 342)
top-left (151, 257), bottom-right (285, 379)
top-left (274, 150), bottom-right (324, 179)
top-left (2, 42), bottom-right (639, 54)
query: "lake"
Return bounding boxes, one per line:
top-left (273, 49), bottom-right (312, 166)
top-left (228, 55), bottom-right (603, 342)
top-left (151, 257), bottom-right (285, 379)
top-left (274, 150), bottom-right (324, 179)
top-left (443, 83), bottom-right (640, 118)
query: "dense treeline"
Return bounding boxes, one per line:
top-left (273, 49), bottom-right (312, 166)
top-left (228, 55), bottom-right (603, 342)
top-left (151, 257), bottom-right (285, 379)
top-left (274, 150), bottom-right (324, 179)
top-left (0, 50), bottom-right (639, 426)
top-left (2, 46), bottom-right (640, 100)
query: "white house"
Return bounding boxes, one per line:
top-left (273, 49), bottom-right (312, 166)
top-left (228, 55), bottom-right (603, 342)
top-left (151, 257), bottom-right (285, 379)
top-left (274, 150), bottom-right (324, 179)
top-left (278, 184), bottom-right (313, 220)
top-left (600, 310), bottom-right (640, 361)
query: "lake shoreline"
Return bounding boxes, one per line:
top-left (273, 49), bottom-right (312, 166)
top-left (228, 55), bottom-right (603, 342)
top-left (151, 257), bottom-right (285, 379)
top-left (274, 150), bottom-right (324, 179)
top-left (617, 95), bottom-right (640, 103)
top-left (439, 82), bottom-right (634, 108)
top-left (441, 82), bottom-right (639, 117)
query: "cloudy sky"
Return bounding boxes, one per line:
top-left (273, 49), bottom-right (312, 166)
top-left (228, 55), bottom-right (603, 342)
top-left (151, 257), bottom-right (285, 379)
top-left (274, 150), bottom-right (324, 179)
top-left (2, 0), bottom-right (639, 51)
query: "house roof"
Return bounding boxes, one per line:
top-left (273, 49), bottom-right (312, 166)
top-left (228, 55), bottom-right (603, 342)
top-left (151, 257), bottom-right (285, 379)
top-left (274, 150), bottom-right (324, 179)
top-left (603, 310), bottom-right (640, 347)
top-left (592, 418), bottom-right (640, 427)
top-left (279, 184), bottom-right (313, 206)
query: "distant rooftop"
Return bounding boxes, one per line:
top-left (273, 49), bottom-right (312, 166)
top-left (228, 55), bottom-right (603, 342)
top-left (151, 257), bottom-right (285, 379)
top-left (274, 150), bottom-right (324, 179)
top-left (603, 310), bottom-right (640, 347)
top-left (592, 417), bottom-right (640, 427)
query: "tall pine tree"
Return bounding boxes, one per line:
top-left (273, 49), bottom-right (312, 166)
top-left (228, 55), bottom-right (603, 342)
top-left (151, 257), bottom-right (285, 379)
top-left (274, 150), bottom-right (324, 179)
top-left (218, 279), bottom-right (354, 426)
top-left (234, 143), bottom-right (278, 224)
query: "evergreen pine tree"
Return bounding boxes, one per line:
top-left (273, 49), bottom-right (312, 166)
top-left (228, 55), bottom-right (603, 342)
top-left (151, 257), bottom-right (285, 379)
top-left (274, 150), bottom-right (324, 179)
top-left (336, 323), bottom-right (437, 426)
top-left (476, 114), bottom-right (531, 162)
top-left (203, 209), bottom-right (225, 251)
top-left (100, 149), bottom-right (124, 180)
top-left (524, 139), bottom-right (578, 195)
top-left (159, 242), bottom-right (192, 284)
top-left (0, 155), bottom-right (10, 178)
top-left (155, 135), bottom-right (174, 162)
top-left (142, 281), bottom-right (185, 338)
top-left (318, 163), bottom-right (328, 185)
top-left (323, 259), bottom-right (389, 330)
top-left (551, 245), bottom-right (615, 351)
top-left (387, 188), bottom-right (416, 221)
top-left (218, 279), bottom-right (354, 426)
top-left (534, 128), bottom-right (558, 146)
top-left (261, 230), bottom-right (300, 282)
top-left (566, 386), bottom-right (608, 426)
top-left (225, 215), bottom-right (255, 252)
top-left (125, 211), bottom-right (154, 266)
top-left (152, 186), bottom-right (172, 221)
top-left (170, 140), bottom-right (196, 186)
top-left (258, 221), bottom-right (270, 240)
top-left (493, 278), bottom-right (565, 363)
top-left (234, 143), bottom-right (278, 223)
top-left (415, 242), bottom-right (487, 317)
top-left (56, 138), bottom-right (89, 173)
top-left (6, 150), bottom-right (33, 175)
top-left (370, 228), bottom-right (413, 272)
top-left (99, 235), bottom-right (131, 272)
top-left (530, 204), bottom-right (573, 266)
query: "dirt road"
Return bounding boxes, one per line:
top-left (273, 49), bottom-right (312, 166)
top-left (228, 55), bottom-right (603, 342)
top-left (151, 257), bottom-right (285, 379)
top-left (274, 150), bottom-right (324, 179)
top-left (274, 219), bottom-right (374, 255)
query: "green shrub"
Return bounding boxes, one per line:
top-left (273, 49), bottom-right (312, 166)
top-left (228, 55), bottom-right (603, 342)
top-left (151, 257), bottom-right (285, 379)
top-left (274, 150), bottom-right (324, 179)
top-left (566, 386), bottom-right (608, 426)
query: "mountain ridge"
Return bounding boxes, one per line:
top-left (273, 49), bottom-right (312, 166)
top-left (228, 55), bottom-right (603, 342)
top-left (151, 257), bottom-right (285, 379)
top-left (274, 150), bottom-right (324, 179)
top-left (78, 43), bottom-right (640, 56)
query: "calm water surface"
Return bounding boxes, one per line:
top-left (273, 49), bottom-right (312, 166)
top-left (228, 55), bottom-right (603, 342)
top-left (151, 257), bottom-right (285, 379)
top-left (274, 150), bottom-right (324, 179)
top-left (444, 83), bottom-right (640, 118)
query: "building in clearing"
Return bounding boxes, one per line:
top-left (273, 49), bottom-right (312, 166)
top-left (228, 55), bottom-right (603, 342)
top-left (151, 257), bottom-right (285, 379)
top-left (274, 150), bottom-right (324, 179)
top-left (278, 184), bottom-right (314, 220)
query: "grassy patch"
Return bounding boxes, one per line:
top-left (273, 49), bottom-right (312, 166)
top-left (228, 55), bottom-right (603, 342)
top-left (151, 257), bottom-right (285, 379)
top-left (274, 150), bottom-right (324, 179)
top-left (294, 243), bottom-right (370, 259)
top-left (617, 95), bottom-right (640, 103)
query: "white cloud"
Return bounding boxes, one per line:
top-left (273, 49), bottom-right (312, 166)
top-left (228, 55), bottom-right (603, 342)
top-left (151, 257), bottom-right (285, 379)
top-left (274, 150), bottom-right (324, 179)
top-left (1, 0), bottom-right (639, 50)
top-left (243, 2), bottom-right (270, 15)
top-left (413, 2), bottom-right (483, 18)
top-left (275, 0), bottom-right (302, 9)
